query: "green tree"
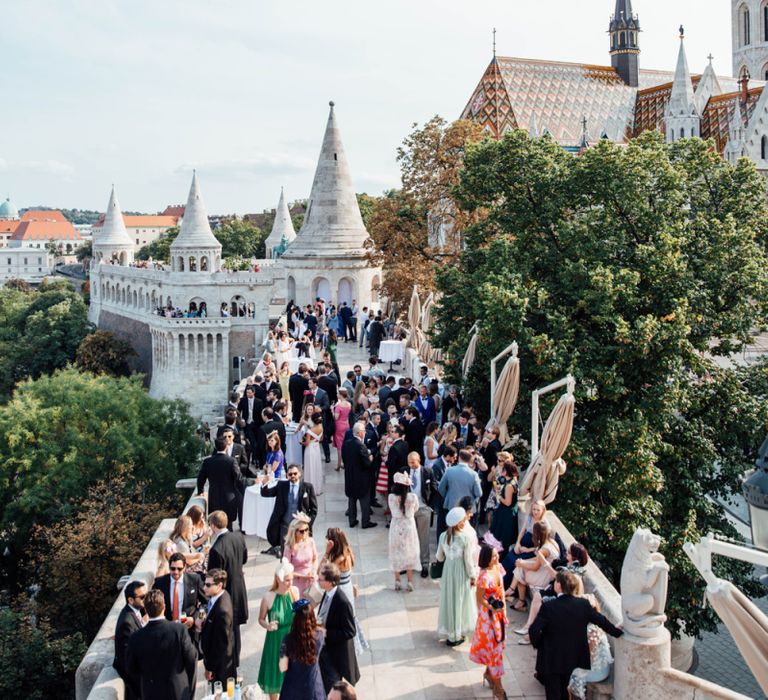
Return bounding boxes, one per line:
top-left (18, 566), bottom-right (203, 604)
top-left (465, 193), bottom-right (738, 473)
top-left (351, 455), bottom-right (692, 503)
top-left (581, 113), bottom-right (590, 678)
top-left (434, 130), bottom-right (768, 638)
top-left (75, 329), bottom-right (136, 376)
top-left (76, 239), bottom-right (92, 262)
top-left (0, 368), bottom-right (199, 567)
top-left (0, 284), bottom-right (93, 399)
top-left (136, 226), bottom-right (179, 261)
top-left (0, 597), bottom-right (86, 700)
top-left (215, 219), bottom-right (266, 258)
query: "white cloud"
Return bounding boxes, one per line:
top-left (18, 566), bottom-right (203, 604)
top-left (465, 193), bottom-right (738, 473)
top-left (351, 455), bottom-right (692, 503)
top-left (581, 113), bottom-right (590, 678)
top-left (174, 154), bottom-right (314, 182)
top-left (17, 160), bottom-right (75, 177)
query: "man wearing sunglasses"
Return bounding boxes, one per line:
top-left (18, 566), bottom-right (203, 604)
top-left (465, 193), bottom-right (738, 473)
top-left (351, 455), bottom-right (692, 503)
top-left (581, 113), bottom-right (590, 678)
top-left (199, 568), bottom-right (236, 690)
top-left (261, 463), bottom-right (318, 557)
top-left (114, 580), bottom-right (146, 700)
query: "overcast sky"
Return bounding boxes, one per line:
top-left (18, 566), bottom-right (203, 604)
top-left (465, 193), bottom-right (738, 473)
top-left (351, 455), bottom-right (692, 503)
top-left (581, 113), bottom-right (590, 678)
top-left (0, 0), bottom-right (733, 215)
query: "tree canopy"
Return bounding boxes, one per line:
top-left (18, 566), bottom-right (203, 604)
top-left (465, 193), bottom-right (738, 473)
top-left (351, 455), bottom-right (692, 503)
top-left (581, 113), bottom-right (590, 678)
top-left (75, 329), bottom-right (136, 376)
top-left (434, 130), bottom-right (768, 638)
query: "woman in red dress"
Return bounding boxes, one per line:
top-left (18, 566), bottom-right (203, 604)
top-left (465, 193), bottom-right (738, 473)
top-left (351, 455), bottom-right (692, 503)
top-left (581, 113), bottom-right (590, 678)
top-left (469, 544), bottom-right (508, 699)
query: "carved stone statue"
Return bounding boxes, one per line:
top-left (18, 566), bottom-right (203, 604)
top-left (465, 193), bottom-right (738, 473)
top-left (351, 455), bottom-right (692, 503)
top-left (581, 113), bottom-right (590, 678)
top-left (620, 528), bottom-right (669, 640)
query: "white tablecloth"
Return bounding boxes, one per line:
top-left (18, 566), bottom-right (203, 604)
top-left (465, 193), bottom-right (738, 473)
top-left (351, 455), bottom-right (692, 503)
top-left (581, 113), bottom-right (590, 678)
top-left (379, 340), bottom-right (405, 364)
top-left (285, 423), bottom-right (302, 466)
top-left (241, 484), bottom-right (276, 539)
top-left (288, 356), bottom-right (315, 373)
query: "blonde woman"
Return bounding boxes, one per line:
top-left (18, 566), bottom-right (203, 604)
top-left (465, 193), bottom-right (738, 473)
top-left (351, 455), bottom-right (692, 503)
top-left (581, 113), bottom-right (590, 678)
top-left (284, 514), bottom-right (317, 595)
top-left (258, 560), bottom-right (299, 699)
top-left (508, 520), bottom-right (559, 611)
top-left (502, 499), bottom-right (549, 591)
top-left (155, 538), bottom-right (177, 577)
top-left (278, 361), bottom-right (291, 408)
top-left (169, 515), bottom-right (206, 573)
top-left (440, 422), bottom-right (458, 449)
top-left (256, 351), bottom-right (275, 377)
top-left (352, 380), bottom-right (368, 417)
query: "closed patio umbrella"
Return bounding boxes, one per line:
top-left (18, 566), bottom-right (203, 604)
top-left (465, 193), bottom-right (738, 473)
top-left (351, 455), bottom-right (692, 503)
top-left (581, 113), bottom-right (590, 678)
top-left (421, 292), bottom-right (434, 334)
top-left (462, 325), bottom-right (479, 379)
top-left (487, 353), bottom-right (520, 445)
top-left (406, 285), bottom-right (421, 350)
top-left (519, 390), bottom-right (575, 504)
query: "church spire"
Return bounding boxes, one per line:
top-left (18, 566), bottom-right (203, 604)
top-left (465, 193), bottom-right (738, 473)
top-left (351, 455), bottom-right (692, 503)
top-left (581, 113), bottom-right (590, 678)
top-left (171, 171), bottom-right (221, 251)
top-left (282, 101), bottom-right (369, 258)
top-left (264, 187), bottom-right (296, 258)
top-left (94, 185), bottom-right (134, 265)
top-left (664, 28), bottom-right (700, 143)
top-left (609, 0), bottom-right (640, 86)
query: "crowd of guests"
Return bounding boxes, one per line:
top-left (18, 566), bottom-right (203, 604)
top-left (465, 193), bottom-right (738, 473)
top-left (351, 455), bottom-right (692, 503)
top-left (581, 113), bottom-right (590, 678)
top-left (114, 297), bottom-right (622, 700)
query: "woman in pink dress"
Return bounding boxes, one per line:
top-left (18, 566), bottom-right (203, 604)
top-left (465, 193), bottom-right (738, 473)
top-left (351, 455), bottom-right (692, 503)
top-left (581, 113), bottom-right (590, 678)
top-left (333, 388), bottom-right (352, 471)
top-left (284, 515), bottom-right (318, 596)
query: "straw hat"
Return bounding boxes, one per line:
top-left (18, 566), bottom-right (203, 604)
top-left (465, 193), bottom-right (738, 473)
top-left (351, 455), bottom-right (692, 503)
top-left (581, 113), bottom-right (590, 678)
top-left (446, 506), bottom-right (466, 527)
top-left (275, 559), bottom-right (294, 582)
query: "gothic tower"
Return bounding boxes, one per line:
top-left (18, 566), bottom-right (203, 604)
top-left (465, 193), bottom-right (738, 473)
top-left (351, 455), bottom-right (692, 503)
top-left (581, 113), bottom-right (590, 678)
top-left (665, 28), bottom-right (700, 143)
top-left (732, 0), bottom-right (768, 79)
top-left (609, 0), bottom-right (641, 86)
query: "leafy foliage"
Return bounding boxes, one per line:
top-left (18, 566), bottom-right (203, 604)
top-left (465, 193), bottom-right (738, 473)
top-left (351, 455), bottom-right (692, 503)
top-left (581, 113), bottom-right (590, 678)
top-left (29, 474), bottom-right (176, 638)
top-left (135, 226), bottom-right (179, 261)
top-left (75, 329), bottom-right (136, 376)
top-left (215, 219), bottom-right (267, 259)
top-left (0, 597), bottom-right (86, 700)
top-left (76, 239), bottom-right (92, 262)
top-left (0, 282), bottom-right (92, 400)
top-left (434, 130), bottom-right (768, 638)
top-left (0, 368), bottom-right (199, 566)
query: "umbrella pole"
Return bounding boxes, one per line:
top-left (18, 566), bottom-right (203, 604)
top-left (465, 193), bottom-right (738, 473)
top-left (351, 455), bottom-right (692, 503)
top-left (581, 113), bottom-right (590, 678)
top-left (490, 341), bottom-right (518, 421)
top-left (531, 374), bottom-right (575, 459)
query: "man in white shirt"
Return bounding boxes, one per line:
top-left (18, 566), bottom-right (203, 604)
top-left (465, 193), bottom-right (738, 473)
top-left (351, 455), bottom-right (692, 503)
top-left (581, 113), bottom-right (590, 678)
top-left (408, 451), bottom-right (435, 578)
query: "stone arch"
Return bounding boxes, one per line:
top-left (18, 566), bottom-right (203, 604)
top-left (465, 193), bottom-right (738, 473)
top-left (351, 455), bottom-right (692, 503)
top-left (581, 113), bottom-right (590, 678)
top-left (189, 256), bottom-right (197, 272)
top-left (337, 276), bottom-right (354, 306)
top-left (762, 135), bottom-right (767, 160)
top-left (287, 275), bottom-right (296, 302)
top-left (312, 276), bottom-right (331, 303)
top-left (188, 296), bottom-right (206, 317)
top-left (740, 3), bottom-right (751, 46)
top-left (151, 290), bottom-right (157, 309)
top-left (177, 256), bottom-right (185, 272)
top-left (200, 255), bottom-right (209, 271)
top-left (132, 290), bottom-right (138, 308)
top-left (230, 295), bottom-right (247, 317)
top-left (247, 302), bottom-right (256, 318)
top-left (119, 250), bottom-right (127, 265)
top-left (371, 274), bottom-right (381, 303)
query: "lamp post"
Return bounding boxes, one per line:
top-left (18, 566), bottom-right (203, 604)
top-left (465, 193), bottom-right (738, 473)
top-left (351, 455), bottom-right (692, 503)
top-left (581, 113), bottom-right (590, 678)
top-left (743, 435), bottom-right (768, 550)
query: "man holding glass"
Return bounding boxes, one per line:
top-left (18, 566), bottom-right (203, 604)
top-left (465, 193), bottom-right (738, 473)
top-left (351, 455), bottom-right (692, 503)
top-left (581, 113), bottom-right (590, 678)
top-left (199, 568), bottom-right (236, 690)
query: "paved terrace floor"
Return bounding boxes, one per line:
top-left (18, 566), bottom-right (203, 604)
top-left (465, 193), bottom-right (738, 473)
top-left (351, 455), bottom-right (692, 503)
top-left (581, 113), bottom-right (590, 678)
top-left (198, 340), bottom-right (544, 699)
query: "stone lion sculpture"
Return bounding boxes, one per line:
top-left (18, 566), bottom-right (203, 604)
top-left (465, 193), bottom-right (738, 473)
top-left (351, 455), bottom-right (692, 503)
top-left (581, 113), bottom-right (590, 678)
top-left (620, 527), bottom-right (669, 640)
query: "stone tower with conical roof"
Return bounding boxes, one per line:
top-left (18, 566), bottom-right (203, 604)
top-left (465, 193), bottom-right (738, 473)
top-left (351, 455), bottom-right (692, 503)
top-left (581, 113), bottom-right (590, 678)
top-left (264, 187), bottom-right (296, 259)
top-left (281, 101), bottom-right (381, 308)
top-left (170, 172), bottom-right (222, 273)
top-left (93, 186), bottom-right (135, 265)
top-left (665, 28), bottom-right (700, 143)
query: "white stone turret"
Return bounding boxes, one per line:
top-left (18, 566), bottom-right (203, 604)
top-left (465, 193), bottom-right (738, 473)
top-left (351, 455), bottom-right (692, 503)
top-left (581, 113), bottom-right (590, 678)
top-left (264, 187), bottom-right (296, 258)
top-left (665, 29), bottom-right (700, 143)
top-left (170, 172), bottom-right (222, 273)
top-left (94, 186), bottom-right (134, 265)
top-left (725, 98), bottom-right (747, 163)
top-left (694, 55), bottom-right (722, 114)
top-left (280, 101), bottom-right (380, 310)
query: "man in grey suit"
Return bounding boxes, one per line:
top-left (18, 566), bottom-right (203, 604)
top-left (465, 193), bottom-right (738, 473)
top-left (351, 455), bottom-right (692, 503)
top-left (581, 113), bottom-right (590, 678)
top-left (308, 376), bottom-right (331, 462)
top-left (437, 448), bottom-right (482, 512)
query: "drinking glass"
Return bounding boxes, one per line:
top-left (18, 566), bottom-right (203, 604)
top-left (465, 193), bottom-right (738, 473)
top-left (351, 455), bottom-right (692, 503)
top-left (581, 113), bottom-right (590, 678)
top-left (227, 677), bottom-right (235, 698)
top-left (213, 680), bottom-right (223, 697)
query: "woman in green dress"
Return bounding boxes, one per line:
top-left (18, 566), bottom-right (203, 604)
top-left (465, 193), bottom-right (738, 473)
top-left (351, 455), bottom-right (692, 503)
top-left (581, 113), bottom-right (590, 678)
top-left (258, 560), bottom-right (300, 699)
top-left (489, 456), bottom-right (519, 553)
top-left (436, 506), bottom-right (479, 647)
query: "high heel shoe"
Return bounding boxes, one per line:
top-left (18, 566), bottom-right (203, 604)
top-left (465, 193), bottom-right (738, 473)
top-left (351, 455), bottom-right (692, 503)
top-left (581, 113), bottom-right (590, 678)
top-left (491, 678), bottom-right (507, 700)
top-left (482, 669), bottom-right (492, 687)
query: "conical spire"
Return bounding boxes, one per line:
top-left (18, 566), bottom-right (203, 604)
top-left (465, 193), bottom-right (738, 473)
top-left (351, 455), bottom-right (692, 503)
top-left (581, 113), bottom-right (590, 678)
top-left (264, 187), bottom-right (296, 255)
top-left (694, 54), bottom-right (722, 114)
top-left (98, 186), bottom-right (133, 247)
top-left (282, 102), bottom-right (369, 258)
top-left (667, 29), bottom-right (697, 117)
top-left (729, 98), bottom-right (745, 139)
top-left (171, 172), bottom-right (221, 251)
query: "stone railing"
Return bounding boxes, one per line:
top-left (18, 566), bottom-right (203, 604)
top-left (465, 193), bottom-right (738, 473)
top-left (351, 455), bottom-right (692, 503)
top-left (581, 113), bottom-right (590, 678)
top-left (75, 486), bottom-right (205, 700)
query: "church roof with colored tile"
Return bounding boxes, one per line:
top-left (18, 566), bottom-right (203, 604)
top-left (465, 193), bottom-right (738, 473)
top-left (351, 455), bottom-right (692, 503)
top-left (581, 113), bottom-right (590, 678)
top-left (700, 87), bottom-right (763, 153)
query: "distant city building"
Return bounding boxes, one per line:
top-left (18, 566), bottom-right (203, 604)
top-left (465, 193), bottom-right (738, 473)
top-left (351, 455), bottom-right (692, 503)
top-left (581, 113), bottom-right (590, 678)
top-left (92, 213), bottom-right (180, 248)
top-left (0, 248), bottom-right (54, 285)
top-left (9, 210), bottom-right (82, 262)
top-left (0, 196), bottom-right (19, 220)
top-left (0, 219), bottom-right (20, 248)
top-left (461, 0), bottom-right (768, 172)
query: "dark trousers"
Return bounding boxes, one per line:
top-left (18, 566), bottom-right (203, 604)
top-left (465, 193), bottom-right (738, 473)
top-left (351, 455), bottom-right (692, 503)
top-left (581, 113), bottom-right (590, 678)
top-left (233, 623), bottom-right (242, 669)
top-left (349, 318), bottom-right (357, 341)
top-left (436, 502), bottom-right (447, 546)
top-left (244, 423), bottom-right (259, 464)
top-left (539, 672), bottom-right (569, 700)
top-left (348, 492), bottom-right (371, 526)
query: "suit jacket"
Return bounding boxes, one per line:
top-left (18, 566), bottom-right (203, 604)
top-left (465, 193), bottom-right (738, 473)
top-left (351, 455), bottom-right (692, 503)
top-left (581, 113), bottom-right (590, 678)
top-left (263, 379), bottom-right (282, 399)
top-left (311, 387), bottom-right (330, 411)
top-left (342, 437), bottom-right (374, 498)
top-left (529, 594), bottom-right (623, 677)
top-left (386, 438), bottom-right (409, 492)
top-left (317, 374), bottom-right (338, 405)
top-left (247, 383), bottom-right (267, 405)
top-left (289, 373), bottom-right (310, 421)
top-left (258, 419), bottom-right (287, 463)
top-left (364, 423), bottom-right (381, 460)
top-left (208, 531), bottom-right (249, 625)
top-left (196, 452), bottom-right (245, 523)
top-left (126, 618), bottom-right (197, 700)
top-left (153, 572), bottom-right (207, 626)
top-left (304, 314), bottom-right (318, 336)
top-left (367, 319), bottom-right (384, 343)
top-left (237, 396), bottom-right (264, 429)
top-left (200, 591), bottom-right (235, 682)
top-left (414, 395), bottom-right (437, 425)
top-left (403, 417), bottom-right (425, 460)
top-left (410, 465), bottom-right (436, 508)
top-left (213, 442), bottom-right (248, 476)
top-left (481, 438), bottom-right (501, 469)
top-left (339, 305), bottom-right (353, 324)
top-left (319, 588), bottom-right (360, 690)
top-left (437, 463), bottom-right (482, 509)
top-left (441, 394), bottom-right (463, 424)
top-left (216, 421), bottom-right (242, 444)
top-left (114, 604), bottom-right (143, 699)
top-left (454, 422), bottom-right (476, 448)
top-left (261, 479), bottom-right (318, 545)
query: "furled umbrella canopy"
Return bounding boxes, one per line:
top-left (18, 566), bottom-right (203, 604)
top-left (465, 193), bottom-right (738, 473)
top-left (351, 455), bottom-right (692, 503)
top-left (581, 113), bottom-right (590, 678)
top-left (488, 353), bottom-right (520, 445)
top-left (406, 285), bottom-right (421, 350)
top-left (461, 325), bottom-right (479, 379)
top-left (519, 390), bottom-right (575, 504)
top-left (421, 292), bottom-right (434, 334)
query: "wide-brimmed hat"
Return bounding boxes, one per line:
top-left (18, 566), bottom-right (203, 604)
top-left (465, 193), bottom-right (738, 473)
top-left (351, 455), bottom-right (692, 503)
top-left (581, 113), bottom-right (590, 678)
top-left (446, 506), bottom-right (466, 527)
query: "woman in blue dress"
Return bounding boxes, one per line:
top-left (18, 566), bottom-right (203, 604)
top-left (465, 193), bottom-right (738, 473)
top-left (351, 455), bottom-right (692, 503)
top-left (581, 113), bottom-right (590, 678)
top-left (278, 599), bottom-right (325, 700)
top-left (266, 431), bottom-right (286, 480)
top-left (501, 499), bottom-right (549, 591)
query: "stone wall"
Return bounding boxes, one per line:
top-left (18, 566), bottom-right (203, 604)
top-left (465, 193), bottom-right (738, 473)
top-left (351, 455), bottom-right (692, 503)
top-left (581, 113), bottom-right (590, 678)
top-left (96, 309), bottom-right (153, 385)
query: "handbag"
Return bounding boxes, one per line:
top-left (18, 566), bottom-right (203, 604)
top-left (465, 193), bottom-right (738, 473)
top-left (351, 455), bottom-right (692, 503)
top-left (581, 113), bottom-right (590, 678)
top-left (429, 560), bottom-right (444, 579)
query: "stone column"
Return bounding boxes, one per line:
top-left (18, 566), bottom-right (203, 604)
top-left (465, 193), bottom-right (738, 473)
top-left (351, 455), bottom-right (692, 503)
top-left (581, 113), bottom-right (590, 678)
top-left (614, 628), bottom-right (672, 699)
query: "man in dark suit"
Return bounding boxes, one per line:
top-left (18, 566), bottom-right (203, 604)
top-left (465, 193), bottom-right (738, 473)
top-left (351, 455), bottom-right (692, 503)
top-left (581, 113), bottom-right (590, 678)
top-left (207, 511), bottom-right (248, 669)
top-left (367, 315), bottom-right (385, 357)
top-left (216, 408), bottom-right (242, 445)
top-left (365, 412), bottom-right (384, 507)
top-left (402, 406), bottom-right (425, 461)
top-left (441, 385), bottom-right (463, 424)
top-left (414, 383), bottom-right (437, 426)
top-left (339, 302), bottom-right (352, 342)
top-left (308, 375), bottom-right (332, 461)
top-left (386, 424), bottom-right (410, 493)
top-left (113, 580), bottom-right (146, 700)
top-left (530, 571), bottom-right (623, 700)
top-left (126, 589), bottom-right (197, 700)
top-left (196, 438), bottom-right (247, 529)
top-left (316, 562), bottom-right (360, 694)
top-left (237, 386), bottom-right (264, 464)
top-left (261, 464), bottom-right (318, 553)
top-left (257, 406), bottom-right (287, 464)
top-left (304, 307), bottom-right (318, 338)
top-left (289, 363), bottom-right (310, 422)
top-left (316, 363), bottom-right (339, 404)
top-left (343, 421), bottom-right (377, 529)
top-left (246, 373), bottom-right (268, 404)
top-left (198, 568), bottom-right (235, 687)
top-left (218, 427), bottom-right (251, 523)
top-left (263, 374), bottom-right (282, 400)
top-left (433, 445), bottom-right (457, 544)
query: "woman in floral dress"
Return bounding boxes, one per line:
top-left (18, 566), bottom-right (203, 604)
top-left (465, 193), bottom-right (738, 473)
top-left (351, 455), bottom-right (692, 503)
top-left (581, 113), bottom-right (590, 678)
top-left (469, 544), bottom-right (508, 699)
top-left (388, 472), bottom-right (421, 591)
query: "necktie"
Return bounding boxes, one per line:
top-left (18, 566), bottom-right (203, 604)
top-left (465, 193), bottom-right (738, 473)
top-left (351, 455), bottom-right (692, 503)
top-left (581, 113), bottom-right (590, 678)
top-left (172, 581), bottom-right (180, 621)
top-left (207, 598), bottom-right (214, 614)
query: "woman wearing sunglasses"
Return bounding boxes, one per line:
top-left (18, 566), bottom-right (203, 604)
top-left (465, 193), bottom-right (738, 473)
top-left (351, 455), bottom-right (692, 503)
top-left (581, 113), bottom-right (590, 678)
top-left (283, 514), bottom-right (317, 596)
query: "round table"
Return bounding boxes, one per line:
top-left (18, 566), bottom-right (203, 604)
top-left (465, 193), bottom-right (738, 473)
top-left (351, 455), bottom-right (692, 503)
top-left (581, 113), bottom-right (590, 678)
top-left (288, 356), bottom-right (315, 373)
top-left (241, 483), bottom-right (277, 540)
top-left (379, 340), bottom-right (405, 369)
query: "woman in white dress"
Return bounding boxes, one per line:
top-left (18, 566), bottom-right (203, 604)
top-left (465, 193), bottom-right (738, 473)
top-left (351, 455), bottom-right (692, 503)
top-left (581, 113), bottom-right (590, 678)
top-left (275, 331), bottom-right (293, 370)
top-left (302, 412), bottom-right (325, 495)
top-left (423, 421), bottom-right (440, 469)
top-left (388, 472), bottom-right (421, 591)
